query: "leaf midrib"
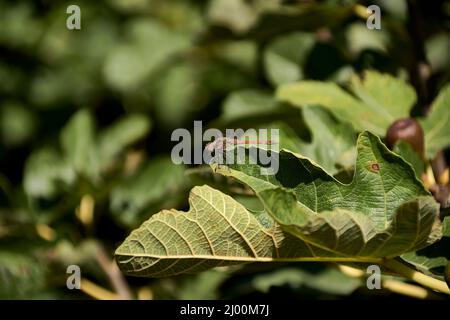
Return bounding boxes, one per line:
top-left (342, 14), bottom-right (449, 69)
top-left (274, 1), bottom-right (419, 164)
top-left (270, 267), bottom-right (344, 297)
top-left (115, 252), bottom-right (382, 263)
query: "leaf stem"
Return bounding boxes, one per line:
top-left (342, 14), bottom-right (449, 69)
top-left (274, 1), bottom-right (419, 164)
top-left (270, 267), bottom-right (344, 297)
top-left (338, 265), bottom-right (443, 299)
top-left (382, 279), bottom-right (443, 299)
top-left (80, 279), bottom-right (120, 300)
top-left (96, 244), bottom-right (133, 300)
top-left (383, 259), bottom-right (450, 295)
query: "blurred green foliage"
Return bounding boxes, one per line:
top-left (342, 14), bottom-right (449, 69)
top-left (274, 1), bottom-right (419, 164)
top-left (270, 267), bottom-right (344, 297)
top-left (0, 0), bottom-right (449, 299)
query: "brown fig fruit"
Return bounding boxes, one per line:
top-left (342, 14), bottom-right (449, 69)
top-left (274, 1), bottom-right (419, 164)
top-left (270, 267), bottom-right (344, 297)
top-left (386, 118), bottom-right (425, 158)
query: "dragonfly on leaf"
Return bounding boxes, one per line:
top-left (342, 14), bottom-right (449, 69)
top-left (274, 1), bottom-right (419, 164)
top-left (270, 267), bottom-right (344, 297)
top-left (205, 137), bottom-right (277, 171)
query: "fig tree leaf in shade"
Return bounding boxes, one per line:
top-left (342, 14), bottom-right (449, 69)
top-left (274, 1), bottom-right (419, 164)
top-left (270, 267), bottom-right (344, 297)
top-left (153, 62), bottom-right (206, 128)
top-left (104, 20), bottom-right (191, 91)
top-left (426, 33), bottom-right (450, 72)
top-left (263, 32), bottom-right (315, 86)
top-left (110, 156), bottom-right (187, 227)
top-left (215, 90), bottom-right (302, 130)
top-left (212, 131), bottom-right (441, 257)
top-left (25, 112), bottom-right (151, 194)
top-left (174, 270), bottom-right (229, 300)
top-left (401, 217), bottom-right (450, 280)
top-left (97, 114), bottom-right (151, 169)
top-left (251, 266), bottom-right (361, 296)
top-left (296, 106), bottom-right (356, 174)
top-left (246, 4), bottom-right (354, 40)
top-left (23, 148), bottom-right (75, 198)
top-left (345, 22), bottom-right (389, 55)
top-left (115, 185), bottom-right (362, 278)
top-left (0, 102), bottom-right (36, 147)
top-left (419, 84), bottom-right (450, 158)
top-left (221, 103), bottom-right (355, 175)
top-left (220, 89), bottom-right (279, 122)
top-left (276, 71), bottom-right (416, 136)
top-left (207, 0), bottom-right (260, 34)
top-left (270, 122), bottom-right (303, 153)
top-left (241, 112), bottom-right (355, 175)
top-left (60, 109), bottom-right (96, 178)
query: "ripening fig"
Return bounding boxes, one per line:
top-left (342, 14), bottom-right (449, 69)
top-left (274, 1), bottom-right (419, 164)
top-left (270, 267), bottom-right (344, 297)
top-left (386, 118), bottom-right (425, 158)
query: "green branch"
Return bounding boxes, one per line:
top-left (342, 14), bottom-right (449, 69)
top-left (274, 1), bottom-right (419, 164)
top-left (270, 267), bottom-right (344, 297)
top-left (383, 259), bottom-right (450, 295)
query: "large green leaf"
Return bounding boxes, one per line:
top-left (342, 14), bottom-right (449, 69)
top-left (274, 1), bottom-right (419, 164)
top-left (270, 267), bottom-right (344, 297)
top-left (115, 185), bottom-right (347, 278)
top-left (276, 71), bottom-right (416, 136)
top-left (420, 84), bottom-right (450, 158)
top-left (214, 131), bottom-right (427, 224)
top-left (212, 131), bottom-right (441, 257)
top-left (116, 132), bottom-right (442, 278)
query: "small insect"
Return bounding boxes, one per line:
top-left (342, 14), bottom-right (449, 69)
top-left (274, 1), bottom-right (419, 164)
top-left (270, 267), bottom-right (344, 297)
top-left (205, 137), bottom-right (276, 153)
top-left (205, 137), bottom-right (277, 170)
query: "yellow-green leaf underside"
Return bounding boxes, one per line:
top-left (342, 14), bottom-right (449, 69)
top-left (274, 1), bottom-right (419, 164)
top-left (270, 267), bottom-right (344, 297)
top-left (115, 185), bottom-right (344, 278)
